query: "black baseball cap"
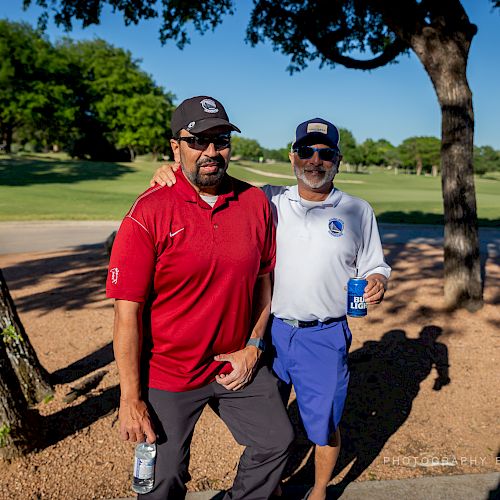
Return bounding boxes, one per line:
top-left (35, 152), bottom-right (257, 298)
top-left (171, 96), bottom-right (241, 136)
top-left (292, 118), bottom-right (340, 151)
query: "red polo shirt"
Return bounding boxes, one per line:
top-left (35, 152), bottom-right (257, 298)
top-left (106, 170), bottom-right (275, 392)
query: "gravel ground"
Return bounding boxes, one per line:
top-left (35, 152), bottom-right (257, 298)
top-left (0, 241), bottom-right (498, 499)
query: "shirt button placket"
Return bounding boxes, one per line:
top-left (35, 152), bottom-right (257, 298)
top-left (210, 212), bottom-right (219, 242)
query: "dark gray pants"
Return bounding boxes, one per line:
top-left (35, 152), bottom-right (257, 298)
top-left (139, 365), bottom-right (294, 500)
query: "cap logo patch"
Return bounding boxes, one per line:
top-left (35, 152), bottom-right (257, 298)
top-left (307, 123), bottom-right (328, 134)
top-left (200, 98), bottom-right (218, 113)
top-left (328, 218), bottom-right (344, 237)
top-left (187, 121), bottom-right (195, 130)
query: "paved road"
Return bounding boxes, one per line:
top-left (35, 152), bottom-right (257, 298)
top-left (0, 220), bottom-right (119, 254)
top-left (113, 472), bottom-right (499, 500)
top-left (1, 221), bottom-right (499, 256)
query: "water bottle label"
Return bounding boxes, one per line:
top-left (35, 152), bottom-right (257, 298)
top-left (134, 457), bottom-right (155, 479)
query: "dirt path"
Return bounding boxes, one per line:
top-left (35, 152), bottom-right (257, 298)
top-left (0, 242), bottom-right (498, 499)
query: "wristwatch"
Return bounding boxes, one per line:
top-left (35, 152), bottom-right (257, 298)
top-left (246, 338), bottom-right (266, 352)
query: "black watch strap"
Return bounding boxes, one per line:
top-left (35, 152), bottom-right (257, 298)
top-left (246, 338), bottom-right (266, 352)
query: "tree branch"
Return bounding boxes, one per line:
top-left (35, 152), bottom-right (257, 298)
top-left (310, 35), bottom-right (408, 70)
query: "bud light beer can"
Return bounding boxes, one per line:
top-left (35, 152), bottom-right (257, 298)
top-left (347, 277), bottom-right (368, 317)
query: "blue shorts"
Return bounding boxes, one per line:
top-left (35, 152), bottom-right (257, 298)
top-left (270, 316), bottom-right (352, 446)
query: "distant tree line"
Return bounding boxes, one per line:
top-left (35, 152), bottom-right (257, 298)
top-left (234, 130), bottom-right (500, 176)
top-left (0, 20), bottom-right (174, 161)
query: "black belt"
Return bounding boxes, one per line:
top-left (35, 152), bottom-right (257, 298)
top-left (279, 316), bottom-right (346, 328)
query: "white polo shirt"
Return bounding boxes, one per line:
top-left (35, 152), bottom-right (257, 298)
top-left (262, 184), bottom-right (391, 321)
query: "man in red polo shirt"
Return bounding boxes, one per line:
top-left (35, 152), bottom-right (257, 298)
top-left (106, 96), bottom-right (293, 499)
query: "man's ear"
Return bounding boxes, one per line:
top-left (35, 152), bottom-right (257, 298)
top-left (170, 138), bottom-right (181, 163)
top-left (336, 154), bottom-right (343, 172)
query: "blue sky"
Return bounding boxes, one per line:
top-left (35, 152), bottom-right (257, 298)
top-left (3, 0), bottom-right (499, 149)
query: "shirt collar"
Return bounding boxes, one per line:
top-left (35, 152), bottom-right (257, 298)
top-left (285, 184), bottom-right (342, 207)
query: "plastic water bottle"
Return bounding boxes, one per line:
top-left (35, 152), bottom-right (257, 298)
top-left (132, 442), bottom-right (156, 494)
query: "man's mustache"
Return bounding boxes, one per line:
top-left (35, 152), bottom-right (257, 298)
top-left (197, 156), bottom-right (225, 168)
top-left (304, 167), bottom-right (326, 172)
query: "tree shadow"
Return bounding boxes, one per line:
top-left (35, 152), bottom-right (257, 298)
top-left (42, 384), bottom-right (119, 448)
top-left (382, 244), bottom-right (445, 320)
top-left (51, 342), bottom-right (114, 384)
top-left (0, 156), bottom-right (133, 186)
top-left (377, 210), bottom-right (499, 228)
top-left (282, 326), bottom-right (450, 496)
top-left (2, 244), bottom-right (109, 313)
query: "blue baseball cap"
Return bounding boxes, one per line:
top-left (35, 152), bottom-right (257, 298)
top-left (292, 118), bottom-right (340, 151)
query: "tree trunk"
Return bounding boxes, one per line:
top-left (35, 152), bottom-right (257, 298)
top-left (0, 270), bottom-right (54, 406)
top-left (0, 339), bottom-right (38, 459)
top-left (4, 126), bottom-right (13, 154)
top-left (411, 28), bottom-right (482, 310)
top-left (416, 157), bottom-right (423, 176)
top-left (128, 146), bottom-right (135, 162)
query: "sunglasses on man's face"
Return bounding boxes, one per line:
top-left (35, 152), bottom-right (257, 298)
top-left (177, 134), bottom-right (231, 151)
top-left (294, 146), bottom-right (339, 162)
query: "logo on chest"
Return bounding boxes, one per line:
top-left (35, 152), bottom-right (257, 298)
top-left (328, 218), bottom-right (344, 237)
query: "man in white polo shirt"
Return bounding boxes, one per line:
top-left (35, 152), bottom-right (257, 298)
top-left (151, 117), bottom-right (391, 500)
top-left (263, 118), bottom-right (390, 499)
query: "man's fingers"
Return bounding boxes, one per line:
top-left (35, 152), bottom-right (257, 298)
top-left (143, 419), bottom-right (156, 444)
top-left (364, 281), bottom-right (378, 293)
top-left (225, 377), bottom-right (249, 391)
top-left (364, 280), bottom-right (385, 299)
top-left (159, 165), bottom-right (178, 184)
top-left (218, 371), bottom-right (239, 384)
top-left (365, 289), bottom-right (385, 304)
top-left (214, 353), bottom-right (233, 363)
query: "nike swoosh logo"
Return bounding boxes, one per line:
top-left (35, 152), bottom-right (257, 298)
top-left (169, 228), bottom-right (185, 238)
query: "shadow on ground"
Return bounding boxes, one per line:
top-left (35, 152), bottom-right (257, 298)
top-left (2, 244), bottom-right (109, 313)
top-left (0, 156), bottom-right (133, 186)
top-left (43, 384), bottom-right (119, 447)
top-left (282, 326), bottom-right (450, 497)
top-left (377, 210), bottom-right (499, 228)
top-left (51, 342), bottom-right (114, 384)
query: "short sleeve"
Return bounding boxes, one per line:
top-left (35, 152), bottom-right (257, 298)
top-left (258, 197), bottom-right (276, 275)
top-left (106, 215), bottom-right (156, 302)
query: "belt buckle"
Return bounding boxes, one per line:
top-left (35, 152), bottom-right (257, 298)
top-left (298, 320), bottom-right (318, 328)
top-left (282, 318), bottom-right (299, 327)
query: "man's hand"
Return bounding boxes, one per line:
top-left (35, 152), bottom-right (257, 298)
top-left (214, 346), bottom-right (262, 391)
top-left (364, 274), bottom-right (388, 305)
top-left (149, 163), bottom-right (180, 187)
top-left (118, 397), bottom-right (156, 444)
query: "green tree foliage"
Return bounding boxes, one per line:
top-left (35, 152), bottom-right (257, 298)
top-left (338, 128), bottom-right (362, 165)
top-left (398, 136), bottom-right (441, 174)
top-left (0, 20), bottom-right (174, 160)
top-left (0, 20), bottom-right (74, 153)
top-left (473, 146), bottom-right (500, 175)
top-left (57, 38), bottom-right (175, 160)
top-left (263, 145), bottom-right (290, 162)
top-left (231, 136), bottom-right (263, 161)
top-left (360, 138), bottom-right (398, 167)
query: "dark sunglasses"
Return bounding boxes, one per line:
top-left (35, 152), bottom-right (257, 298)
top-left (294, 146), bottom-right (339, 162)
top-left (177, 134), bottom-right (231, 151)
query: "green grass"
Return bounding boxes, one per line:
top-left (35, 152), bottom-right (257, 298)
top-left (0, 154), bottom-right (498, 226)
